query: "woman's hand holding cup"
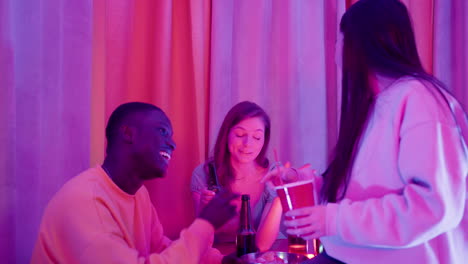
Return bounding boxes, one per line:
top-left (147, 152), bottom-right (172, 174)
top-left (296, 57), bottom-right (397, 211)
top-left (261, 162), bottom-right (317, 187)
top-left (283, 205), bottom-right (327, 240)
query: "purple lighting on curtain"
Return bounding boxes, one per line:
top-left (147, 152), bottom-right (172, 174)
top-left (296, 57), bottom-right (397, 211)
top-left (1, 0), bottom-right (93, 263)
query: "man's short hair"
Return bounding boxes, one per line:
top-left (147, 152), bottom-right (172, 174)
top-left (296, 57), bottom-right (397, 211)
top-left (105, 102), bottom-right (163, 153)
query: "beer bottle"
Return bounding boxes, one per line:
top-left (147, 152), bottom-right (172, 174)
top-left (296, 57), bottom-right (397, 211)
top-left (236, 194), bottom-right (257, 257)
top-left (207, 162), bottom-right (221, 193)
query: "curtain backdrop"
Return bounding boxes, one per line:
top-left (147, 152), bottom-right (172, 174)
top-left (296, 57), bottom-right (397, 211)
top-left (433, 0), bottom-right (468, 110)
top-left (0, 1), bottom-right (93, 263)
top-left (1, 0), bottom-right (467, 263)
top-left (209, 0), bottom-right (346, 172)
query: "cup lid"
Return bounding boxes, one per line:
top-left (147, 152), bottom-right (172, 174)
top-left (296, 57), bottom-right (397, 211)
top-left (273, 179), bottom-right (314, 190)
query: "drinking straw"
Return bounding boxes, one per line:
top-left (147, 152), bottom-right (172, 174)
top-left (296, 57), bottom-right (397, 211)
top-left (273, 149), bottom-right (284, 186)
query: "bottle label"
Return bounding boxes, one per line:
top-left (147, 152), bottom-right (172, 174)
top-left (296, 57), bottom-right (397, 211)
top-left (236, 233), bottom-right (257, 257)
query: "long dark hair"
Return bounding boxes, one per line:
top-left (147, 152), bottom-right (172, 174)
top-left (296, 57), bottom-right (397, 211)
top-left (208, 101), bottom-right (271, 190)
top-left (321, 0), bottom-right (448, 203)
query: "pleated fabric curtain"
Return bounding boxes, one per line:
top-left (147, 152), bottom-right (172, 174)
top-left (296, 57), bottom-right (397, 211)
top-left (0, 0), bottom-right (93, 263)
top-left (209, 0), bottom-right (345, 171)
top-left (433, 0), bottom-right (468, 109)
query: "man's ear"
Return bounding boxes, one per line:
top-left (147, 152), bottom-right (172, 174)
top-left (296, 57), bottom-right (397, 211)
top-left (120, 125), bottom-right (135, 144)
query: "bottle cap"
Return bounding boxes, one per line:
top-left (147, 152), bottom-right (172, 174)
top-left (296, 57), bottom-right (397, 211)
top-left (241, 194), bottom-right (250, 201)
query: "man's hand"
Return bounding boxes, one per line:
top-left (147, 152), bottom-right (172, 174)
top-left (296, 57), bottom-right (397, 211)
top-left (199, 191), bottom-right (239, 230)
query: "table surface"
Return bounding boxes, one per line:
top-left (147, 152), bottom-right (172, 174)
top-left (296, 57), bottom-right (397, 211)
top-left (214, 239), bottom-right (289, 255)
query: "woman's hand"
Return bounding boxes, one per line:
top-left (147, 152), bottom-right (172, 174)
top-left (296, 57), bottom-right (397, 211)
top-left (283, 205), bottom-right (327, 240)
top-left (200, 189), bottom-right (217, 206)
top-left (261, 162), bottom-right (317, 186)
top-left (261, 162), bottom-right (296, 187)
top-left (296, 164), bottom-right (317, 181)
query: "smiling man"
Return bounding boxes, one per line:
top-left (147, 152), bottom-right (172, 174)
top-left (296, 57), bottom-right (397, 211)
top-left (31, 102), bottom-right (238, 264)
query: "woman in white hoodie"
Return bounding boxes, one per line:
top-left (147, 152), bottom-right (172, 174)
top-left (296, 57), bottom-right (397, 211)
top-left (267, 0), bottom-right (468, 263)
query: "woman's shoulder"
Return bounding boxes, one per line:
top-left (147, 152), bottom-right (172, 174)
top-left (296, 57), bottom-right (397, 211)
top-left (192, 162), bottom-right (208, 178)
top-left (382, 76), bottom-right (451, 104)
top-left (379, 77), bottom-right (457, 126)
top-left (381, 77), bottom-right (430, 98)
top-left (191, 162), bottom-right (210, 192)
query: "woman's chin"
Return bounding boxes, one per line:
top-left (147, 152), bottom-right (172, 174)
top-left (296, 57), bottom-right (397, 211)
top-left (234, 157), bottom-right (256, 164)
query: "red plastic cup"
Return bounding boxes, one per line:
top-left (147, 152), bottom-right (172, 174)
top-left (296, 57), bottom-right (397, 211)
top-left (275, 180), bottom-right (319, 257)
top-left (275, 179), bottom-right (315, 213)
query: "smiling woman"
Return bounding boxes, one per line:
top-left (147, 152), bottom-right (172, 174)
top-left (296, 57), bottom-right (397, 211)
top-left (228, 117), bottom-right (265, 165)
top-left (190, 101), bottom-right (285, 252)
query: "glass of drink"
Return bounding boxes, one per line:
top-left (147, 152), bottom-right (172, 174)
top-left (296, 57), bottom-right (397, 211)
top-left (275, 179), bottom-right (320, 257)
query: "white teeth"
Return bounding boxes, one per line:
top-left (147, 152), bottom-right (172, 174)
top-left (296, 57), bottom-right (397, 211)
top-left (160, 151), bottom-right (171, 161)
